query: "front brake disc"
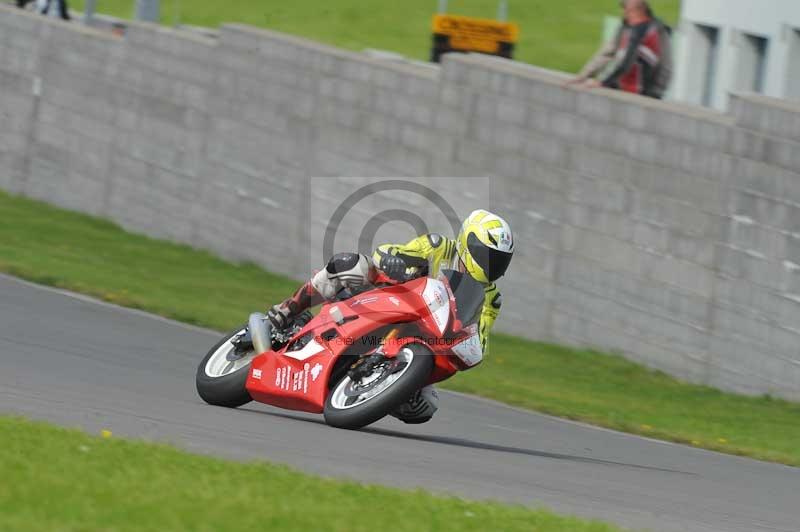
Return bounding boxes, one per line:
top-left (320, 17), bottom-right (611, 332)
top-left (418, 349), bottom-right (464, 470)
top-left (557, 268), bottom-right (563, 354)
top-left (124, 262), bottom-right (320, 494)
top-left (343, 358), bottom-right (407, 397)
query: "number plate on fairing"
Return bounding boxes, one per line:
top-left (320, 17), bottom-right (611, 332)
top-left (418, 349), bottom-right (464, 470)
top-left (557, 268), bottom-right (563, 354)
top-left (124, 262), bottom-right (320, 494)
top-left (451, 333), bottom-right (483, 367)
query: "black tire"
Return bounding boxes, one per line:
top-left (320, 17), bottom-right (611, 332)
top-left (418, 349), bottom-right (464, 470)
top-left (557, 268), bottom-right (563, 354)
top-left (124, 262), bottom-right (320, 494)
top-left (196, 326), bottom-right (253, 408)
top-left (323, 342), bottom-right (434, 430)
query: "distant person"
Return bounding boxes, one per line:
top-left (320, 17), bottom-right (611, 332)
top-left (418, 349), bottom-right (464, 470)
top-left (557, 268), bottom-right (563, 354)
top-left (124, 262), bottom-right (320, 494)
top-left (566, 0), bottom-right (672, 99)
top-left (36, 0), bottom-right (70, 20)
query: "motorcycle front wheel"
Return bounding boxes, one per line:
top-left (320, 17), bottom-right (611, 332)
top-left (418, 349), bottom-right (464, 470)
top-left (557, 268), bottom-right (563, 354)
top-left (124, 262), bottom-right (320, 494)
top-left (323, 342), bottom-right (433, 429)
top-left (195, 326), bottom-right (254, 408)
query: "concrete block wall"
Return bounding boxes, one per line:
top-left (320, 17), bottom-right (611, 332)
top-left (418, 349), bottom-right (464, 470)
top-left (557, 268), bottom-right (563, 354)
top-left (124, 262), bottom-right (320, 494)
top-left (433, 55), bottom-right (736, 385)
top-left (1, 6), bottom-right (798, 399)
top-left (711, 94), bottom-right (800, 395)
top-left (0, 8), bottom-right (44, 194)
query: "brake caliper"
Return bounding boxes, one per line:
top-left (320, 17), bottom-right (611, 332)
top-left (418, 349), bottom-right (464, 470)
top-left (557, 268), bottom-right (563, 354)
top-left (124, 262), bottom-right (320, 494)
top-left (347, 354), bottom-right (385, 382)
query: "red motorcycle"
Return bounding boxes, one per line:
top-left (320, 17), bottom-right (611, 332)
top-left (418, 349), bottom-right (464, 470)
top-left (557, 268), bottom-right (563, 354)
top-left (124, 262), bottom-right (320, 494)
top-left (195, 269), bottom-right (485, 429)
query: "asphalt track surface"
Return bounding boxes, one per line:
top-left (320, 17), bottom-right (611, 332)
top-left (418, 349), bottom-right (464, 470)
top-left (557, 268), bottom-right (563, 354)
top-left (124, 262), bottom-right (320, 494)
top-left (0, 273), bottom-right (797, 531)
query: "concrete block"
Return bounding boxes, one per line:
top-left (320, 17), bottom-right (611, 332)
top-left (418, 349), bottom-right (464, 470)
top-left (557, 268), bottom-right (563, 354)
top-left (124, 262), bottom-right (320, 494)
top-left (474, 92), bottom-right (498, 120)
top-left (491, 123), bottom-right (528, 154)
top-left (557, 255), bottom-right (710, 327)
top-left (471, 117), bottom-right (497, 145)
top-left (711, 303), bottom-right (777, 352)
top-left (631, 190), bottom-right (723, 238)
top-left (643, 169), bottom-right (725, 215)
top-left (729, 158), bottom-right (800, 208)
top-left (0, 151), bottom-right (26, 194)
top-left (576, 91), bottom-right (614, 123)
top-left (525, 78), bottom-right (577, 112)
top-left (316, 100), bottom-right (360, 130)
top-left (0, 95), bottom-right (34, 136)
top-left (521, 131), bottom-right (570, 167)
top-left (614, 100), bottom-right (648, 131)
top-left (494, 174), bottom-right (566, 222)
top-left (561, 226), bottom-right (651, 276)
top-left (525, 103), bottom-right (552, 133)
top-left (438, 84), bottom-right (471, 111)
top-left (567, 174), bottom-right (628, 213)
top-left (780, 235), bottom-right (800, 268)
top-left (726, 218), bottom-right (786, 261)
top-left (496, 97), bottom-right (528, 127)
top-left (716, 243), bottom-right (784, 291)
top-left (648, 254), bottom-right (714, 298)
top-left (648, 109), bottom-right (693, 143)
top-left (710, 277), bottom-right (800, 337)
top-left (582, 120), bottom-right (624, 155)
top-left (433, 107), bottom-right (468, 137)
top-left (728, 128), bottom-right (766, 161)
top-left (696, 120), bottom-right (730, 150)
top-left (632, 221), bottom-right (669, 252)
top-left (549, 110), bottom-right (586, 143)
top-left (706, 336), bottom-right (774, 396)
top-left (668, 231), bottom-right (715, 268)
top-left (731, 94), bottom-right (800, 144)
top-left (454, 139), bottom-right (494, 171)
top-left (41, 82), bottom-right (116, 125)
top-left (568, 145), bottom-right (651, 189)
top-left (26, 156), bottom-right (66, 204)
top-left (399, 123), bottom-right (437, 153)
top-left (377, 143), bottom-right (431, 177)
top-left (373, 91), bottom-right (433, 126)
top-left (566, 202), bottom-right (634, 240)
top-left (764, 136), bottom-right (800, 174)
top-left (0, 67), bottom-right (32, 97)
top-left (729, 189), bottom-right (788, 230)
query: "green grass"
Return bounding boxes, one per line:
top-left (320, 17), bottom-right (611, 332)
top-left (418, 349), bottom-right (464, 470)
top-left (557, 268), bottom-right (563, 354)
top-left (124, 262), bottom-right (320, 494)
top-left (0, 416), bottom-right (622, 532)
top-left (71, 0), bottom-right (679, 74)
top-left (1, 190), bottom-right (800, 467)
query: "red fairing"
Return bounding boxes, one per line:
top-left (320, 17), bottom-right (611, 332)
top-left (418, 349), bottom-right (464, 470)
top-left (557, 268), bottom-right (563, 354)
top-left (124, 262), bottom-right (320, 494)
top-left (246, 275), bottom-right (473, 412)
top-left (246, 350), bottom-right (331, 413)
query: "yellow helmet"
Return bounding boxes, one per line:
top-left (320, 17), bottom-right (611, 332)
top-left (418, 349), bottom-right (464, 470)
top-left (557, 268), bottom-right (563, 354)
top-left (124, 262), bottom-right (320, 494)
top-left (456, 210), bottom-right (514, 284)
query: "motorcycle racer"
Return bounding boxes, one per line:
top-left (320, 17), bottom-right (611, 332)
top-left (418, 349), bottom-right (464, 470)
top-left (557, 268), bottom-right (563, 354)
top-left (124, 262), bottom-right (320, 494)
top-left (266, 209), bottom-right (514, 423)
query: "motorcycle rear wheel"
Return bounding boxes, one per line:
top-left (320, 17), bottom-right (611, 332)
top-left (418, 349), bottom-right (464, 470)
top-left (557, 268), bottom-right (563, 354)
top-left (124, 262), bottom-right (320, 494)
top-left (323, 342), bottom-right (433, 429)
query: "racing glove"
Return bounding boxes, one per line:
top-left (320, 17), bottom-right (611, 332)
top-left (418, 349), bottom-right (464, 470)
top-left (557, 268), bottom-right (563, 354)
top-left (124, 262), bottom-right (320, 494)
top-left (267, 304), bottom-right (291, 330)
top-left (379, 254), bottom-right (407, 281)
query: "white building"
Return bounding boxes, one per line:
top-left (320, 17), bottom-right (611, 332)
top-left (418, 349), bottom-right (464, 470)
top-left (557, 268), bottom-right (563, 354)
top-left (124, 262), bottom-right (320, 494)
top-left (672, 0), bottom-right (800, 110)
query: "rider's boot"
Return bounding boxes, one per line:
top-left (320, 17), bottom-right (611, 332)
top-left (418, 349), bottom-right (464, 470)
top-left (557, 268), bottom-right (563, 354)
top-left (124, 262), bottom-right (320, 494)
top-left (390, 385), bottom-right (439, 424)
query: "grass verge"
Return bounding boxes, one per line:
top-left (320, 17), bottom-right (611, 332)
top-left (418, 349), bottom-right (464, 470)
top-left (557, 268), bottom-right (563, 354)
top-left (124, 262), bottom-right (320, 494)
top-left (69, 0), bottom-right (679, 74)
top-left (1, 190), bottom-right (799, 466)
top-left (0, 416), bottom-right (622, 532)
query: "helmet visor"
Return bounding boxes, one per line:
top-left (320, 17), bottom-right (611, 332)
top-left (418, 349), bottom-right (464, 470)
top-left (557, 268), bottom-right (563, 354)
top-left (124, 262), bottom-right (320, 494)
top-left (467, 233), bottom-right (512, 282)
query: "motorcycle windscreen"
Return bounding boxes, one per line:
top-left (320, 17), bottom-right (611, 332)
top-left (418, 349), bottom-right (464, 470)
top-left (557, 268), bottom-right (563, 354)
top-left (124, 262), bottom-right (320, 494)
top-left (439, 269), bottom-right (484, 327)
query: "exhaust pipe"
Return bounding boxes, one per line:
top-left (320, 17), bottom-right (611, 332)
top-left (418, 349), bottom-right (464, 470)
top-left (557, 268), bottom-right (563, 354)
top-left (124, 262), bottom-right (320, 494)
top-left (248, 312), bottom-right (272, 354)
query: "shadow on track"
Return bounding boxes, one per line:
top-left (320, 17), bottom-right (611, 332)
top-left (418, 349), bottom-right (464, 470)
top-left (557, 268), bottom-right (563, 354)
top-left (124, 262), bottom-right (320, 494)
top-left (238, 406), bottom-right (694, 476)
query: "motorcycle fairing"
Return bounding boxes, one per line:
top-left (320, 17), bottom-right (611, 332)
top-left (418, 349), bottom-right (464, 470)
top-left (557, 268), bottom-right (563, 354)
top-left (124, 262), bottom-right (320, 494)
top-left (246, 278), bottom-right (429, 412)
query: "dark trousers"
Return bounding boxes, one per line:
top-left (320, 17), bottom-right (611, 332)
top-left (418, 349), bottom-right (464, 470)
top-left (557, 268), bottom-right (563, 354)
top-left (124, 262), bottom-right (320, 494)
top-left (35, 0), bottom-right (70, 19)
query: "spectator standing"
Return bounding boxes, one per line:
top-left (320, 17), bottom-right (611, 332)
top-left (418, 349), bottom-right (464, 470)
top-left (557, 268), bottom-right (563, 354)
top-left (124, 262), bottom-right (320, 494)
top-left (35, 0), bottom-right (70, 20)
top-left (567, 0), bottom-right (672, 99)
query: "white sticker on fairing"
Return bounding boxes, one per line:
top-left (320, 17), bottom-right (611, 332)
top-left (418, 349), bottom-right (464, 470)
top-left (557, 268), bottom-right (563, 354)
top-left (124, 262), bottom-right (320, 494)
top-left (310, 363), bottom-right (323, 381)
top-left (422, 279), bottom-right (450, 334)
top-left (274, 363), bottom-right (314, 393)
top-left (252, 368), bottom-right (262, 380)
top-left (451, 333), bottom-right (483, 367)
top-left (284, 338), bottom-right (325, 361)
